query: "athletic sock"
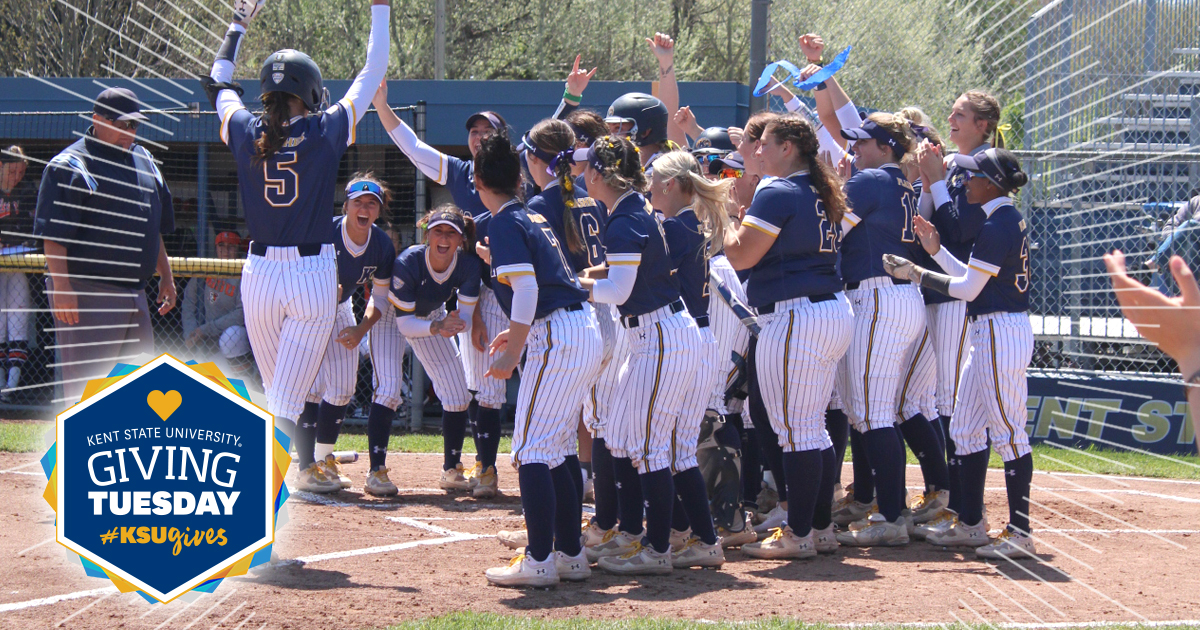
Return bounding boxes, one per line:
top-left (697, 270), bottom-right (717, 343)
top-left (849, 428), bottom-right (874, 503)
top-left (825, 408), bottom-right (849, 485)
top-left (863, 427), bottom-right (906, 522)
top-left (563, 454), bottom-right (584, 503)
top-left (639, 468), bottom-right (674, 554)
top-left (944, 416), bottom-right (962, 514)
top-left (474, 406), bottom-right (502, 470)
top-left (591, 438), bottom-right (619, 530)
top-left (1004, 453), bottom-right (1034, 535)
top-left (467, 399), bottom-right (480, 454)
top-left (674, 467), bottom-right (718, 545)
top-left (366, 403), bottom-right (393, 470)
top-left (747, 392), bottom-right (787, 503)
top-left (550, 462), bottom-right (583, 556)
top-left (518, 463), bottom-right (555, 562)
top-left (442, 409), bottom-right (469, 470)
top-left (895, 425), bottom-right (908, 493)
top-left (295, 402), bottom-right (320, 469)
top-left (315, 401), bottom-right (348, 462)
top-left (930, 411), bottom-right (947, 456)
top-left (580, 460), bottom-right (593, 481)
top-left (812, 446), bottom-right (839, 530)
top-left (899, 414), bottom-right (950, 492)
top-left (613, 456), bottom-right (645, 536)
top-left (672, 495), bottom-right (690, 532)
top-left (781, 449), bottom-right (823, 537)
top-left (737, 420), bottom-right (762, 511)
top-left (958, 449), bottom-right (991, 526)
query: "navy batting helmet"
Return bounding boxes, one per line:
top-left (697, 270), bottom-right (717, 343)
top-left (260, 49), bottom-right (326, 113)
top-left (605, 92), bottom-right (669, 147)
top-left (694, 127), bottom-right (735, 153)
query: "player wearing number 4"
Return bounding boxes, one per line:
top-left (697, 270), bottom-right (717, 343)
top-left (207, 0), bottom-right (390, 491)
top-left (883, 148), bottom-right (1036, 561)
top-left (475, 134), bottom-right (603, 588)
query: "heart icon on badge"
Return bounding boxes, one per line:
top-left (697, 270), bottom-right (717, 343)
top-left (147, 390), bottom-right (183, 421)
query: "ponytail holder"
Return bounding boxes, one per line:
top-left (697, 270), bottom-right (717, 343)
top-left (547, 149), bottom-right (577, 175)
top-left (909, 124), bottom-right (928, 141)
top-left (995, 123), bottom-right (1012, 145)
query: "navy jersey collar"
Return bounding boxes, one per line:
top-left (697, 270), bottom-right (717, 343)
top-left (498, 198), bottom-right (523, 215)
top-left (981, 196), bottom-right (1012, 217)
top-left (612, 189), bottom-right (637, 211)
top-left (424, 245), bottom-right (459, 284)
top-left (542, 179), bottom-right (560, 191)
top-left (341, 216), bottom-right (371, 257)
top-left (785, 169), bottom-right (810, 180)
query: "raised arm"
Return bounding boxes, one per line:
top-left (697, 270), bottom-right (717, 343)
top-left (647, 33), bottom-right (688, 148)
top-left (338, 0), bottom-right (392, 125)
top-left (373, 81), bottom-right (453, 185)
top-left (554, 54), bottom-right (596, 120)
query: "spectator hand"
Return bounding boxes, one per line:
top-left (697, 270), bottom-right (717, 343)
top-left (1104, 251), bottom-right (1200, 379)
top-left (728, 126), bottom-right (744, 147)
top-left (157, 277), bottom-right (177, 315)
top-left (799, 63), bottom-right (823, 83)
top-left (185, 328), bottom-right (204, 349)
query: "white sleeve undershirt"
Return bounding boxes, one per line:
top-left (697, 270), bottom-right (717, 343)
top-left (387, 122), bottom-right (451, 185)
top-left (210, 24), bottom-right (246, 144)
top-left (591, 265), bottom-right (638, 305)
top-left (931, 246), bottom-right (990, 302)
top-left (508, 274), bottom-right (538, 325)
top-left (339, 5), bottom-right (391, 127)
top-left (918, 189), bottom-right (934, 220)
top-left (396, 314), bottom-right (434, 338)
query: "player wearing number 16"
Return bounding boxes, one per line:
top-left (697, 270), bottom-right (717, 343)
top-left (205, 0), bottom-right (390, 490)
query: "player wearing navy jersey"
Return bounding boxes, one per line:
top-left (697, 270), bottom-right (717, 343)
top-left (390, 206), bottom-right (486, 493)
top-left (374, 84), bottom-right (508, 491)
top-left (206, 0), bottom-right (389, 492)
top-left (295, 176), bottom-right (398, 495)
top-left (573, 136), bottom-right (701, 576)
top-left (648, 150), bottom-right (735, 569)
top-left (909, 91), bottom-right (1005, 539)
top-left (470, 134), bottom-right (602, 588)
top-left (821, 114), bottom-right (930, 548)
top-left (884, 148), bottom-right (1035, 561)
top-left (604, 33), bottom-right (688, 179)
top-left (723, 114), bottom-right (853, 560)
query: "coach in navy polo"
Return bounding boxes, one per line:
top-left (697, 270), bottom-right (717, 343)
top-left (33, 87), bottom-right (177, 404)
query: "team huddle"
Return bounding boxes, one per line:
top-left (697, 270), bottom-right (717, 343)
top-left (212, 0), bottom-right (1036, 588)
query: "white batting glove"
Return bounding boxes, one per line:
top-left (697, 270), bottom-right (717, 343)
top-left (233, 0), bottom-right (266, 23)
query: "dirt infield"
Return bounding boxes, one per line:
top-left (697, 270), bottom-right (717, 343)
top-left (3, 450), bottom-right (1199, 629)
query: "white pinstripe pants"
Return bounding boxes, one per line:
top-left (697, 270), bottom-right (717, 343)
top-left (898, 300), bottom-right (971, 421)
top-left (950, 312), bottom-right (1033, 462)
top-left (757, 294), bottom-right (854, 453)
top-left (707, 293), bottom-right (751, 416)
top-left (510, 304), bottom-right (603, 469)
top-left (369, 303), bottom-right (408, 410)
top-left (672, 324), bottom-right (719, 472)
top-left (0, 272), bottom-right (29, 343)
top-left (308, 300), bottom-right (359, 407)
top-left (838, 279), bottom-right (926, 432)
top-left (458, 286), bottom-right (509, 409)
top-left (584, 302), bottom-right (628, 440)
top-left (241, 245), bottom-right (337, 420)
top-left (607, 307), bottom-right (701, 473)
top-left (407, 308), bottom-right (473, 413)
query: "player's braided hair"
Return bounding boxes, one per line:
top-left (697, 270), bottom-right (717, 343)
top-left (650, 151), bottom-right (733, 260)
top-left (962, 90), bottom-right (1004, 149)
top-left (865, 112), bottom-right (918, 161)
top-left (417, 204), bottom-right (477, 256)
top-left (743, 111), bottom-right (780, 144)
top-left (895, 106), bottom-right (945, 148)
top-left (590, 135), bottom-right (648, 193)
top-left (254, 92), bottom-right (303, 164)
top-left (528, 119), bottom-right (586, 256)
top-left (764, 114), bottom-right (846, 226)
top-left (345, 171), bottom-right (393, 217)
top-left (473, 131), bottom-right (522, 198)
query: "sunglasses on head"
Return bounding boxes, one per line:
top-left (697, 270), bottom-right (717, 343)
top-left (348, 180), bottom-right (383, 196)
top-left (719, 168), bottom-right (744, 179)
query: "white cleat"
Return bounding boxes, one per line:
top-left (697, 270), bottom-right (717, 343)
top-left (975, 529), bottom-right (1037, 560)
top-left (671, 537), bottom-right (725, 569)
top-left (497, 528), bottom-right (529, 550)
top-left (293, 463), bottom-right (341, 494)
top-left (910, 490), bottom-right (950, 524)
top-left (555, 550), bottom-right (592, 581)
top-left (913, 509), bottom-right (957, 541)
top-left (812, 524), bottom-right (838, 554)
top-left (927, 518), bottom-right (990, 548)
top-left (363, 467), bottom-right (398, 497)
top-left (753, 505), bottom-right (787, 536)
top-left (831, 496), bottom-right (876, 526)
top-left (835, 513), bottom-right (910, 547)
top-left (585, 529), bottom-right (639, 563)
top-left (472, 465), bottom-right (498, 499)
top-left (597, 541), bottom-right (673, 575)
top-left (439, 463), bottom-right (471, 491)
top-left (742, 526), bottom-right (816, 560)
top-left (581, 521), bottom-right (615, 549)
top-left (485, 552), bottom-right (559, 588)
top-left (320, 454), bottom-right (352, 489)
top-left (669, 527), bottom-right (693, 551)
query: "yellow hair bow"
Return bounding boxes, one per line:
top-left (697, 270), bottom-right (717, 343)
top-left (996, 123), bottom-right (1012, 145)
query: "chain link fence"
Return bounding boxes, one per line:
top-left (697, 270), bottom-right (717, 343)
top-left (767, 0), bottom-right (1200, 375)
top-left (0, 105), bottom-right (440, 418)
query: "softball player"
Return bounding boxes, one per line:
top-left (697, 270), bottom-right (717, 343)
top-left (649, 150), bottom-right (735, 568)
top-left (574, 135), bottom-right (701, 576)
top-left (206, 0), bottom-right (389, 492)
top-left (722, 114), bottom-right (853, 560)
top-left (0, 147), bottom-right (33, 400)
top-left (909, 91), bottom-right (1006, 539)
top-left (884, 148), bottom-right (1035, 560)
top-left (471, 133), bottom-right (602, 588)
top-left (821, 114), bottom-right (926, 548)
top-left (374, 84), bottom-right (507, 495)
top-left (389, 206), bottom-right (483, 492)
top-left (298, 175), bottom-right (398, 495)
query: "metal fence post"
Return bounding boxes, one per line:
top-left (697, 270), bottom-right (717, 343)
top-left (410, 99), bottom-right (428, 431)
top-left (748, 0), bottom-right (770, 114)
top-left (1192, 94), bottom-right (1199, 195)
top-left (197, 143), bottom-right (209, 257)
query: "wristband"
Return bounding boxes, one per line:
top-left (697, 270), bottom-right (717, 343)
top-left (815, 80), bottom-right (828, 91)
top-left (563, 89), bottom-right (581, 105)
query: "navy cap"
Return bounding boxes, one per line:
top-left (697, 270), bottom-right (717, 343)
top-left (93, 87), bottom-right (148, 122)
top-left (952, 148), bottom-right (1020, 191)
top-left (841, 120), bottom-right (900, 156)
top-left (425, 208), bottom-right (466, 234)
top-left (717, 152), bottom-right (744, 170)
top-left (465, 111), bottom-right (504, 131)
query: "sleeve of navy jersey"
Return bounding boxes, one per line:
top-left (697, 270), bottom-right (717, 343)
top-left (740, 176), bottom-right (843, 307)
top-left (318, 103), bottom-right (353, 151)
top-left (389, 246), bottom-right (422, 314)
top-left (488, 205), bottom-right (587, 319)
top-left (453, 253), bottom-right (482, 303)
top-left (843, 169), bottom-right (882, 223)
top-left (604, 194), bottom-right (681, 317)
top-left (444, 157), bottom-right (489, 218)
top-left (964, 206), bottom-right (1031, 316)
top-left (840, 168), bottom-right (920, 284)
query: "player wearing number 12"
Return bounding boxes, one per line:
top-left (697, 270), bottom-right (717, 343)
top-left (206, 0), bottom-right (390, 490)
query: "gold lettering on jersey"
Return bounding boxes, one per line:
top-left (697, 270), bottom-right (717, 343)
top-left (1018, 219), bottom-right (1027, 231)
top-left (575, 197), bottom-right (596, 207)
top-left (528, 213), bottom-right (548, 224)
top-left (897, 178), bottom-right (914, 192)
top-left (282, 134), bottom-right (306, 148)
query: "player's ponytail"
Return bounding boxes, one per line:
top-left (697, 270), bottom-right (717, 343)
top-left (650, 151), bottom-right (733, 260)
top-left (473, 132), bottom-right (522, 197)
top-left (865, 112), bottom-right (917, 162)
top-left (895, 106), bottom-right (945, 148)
top-left (254, 92), bottom-right (302, 164)
top-left (591, 135), bottom-right (648, 194)
top-left (962, 90), bottom-right (1003, 148)
top-left (766, 114), bottom-right (846, 226)
top-left (528, 119), bottom-right (586, 256)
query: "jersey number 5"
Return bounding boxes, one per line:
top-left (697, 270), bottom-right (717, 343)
top-left (264, 151), bottom-right (299, 208)
top-left (1014, 238), bottom-right (1030, 293)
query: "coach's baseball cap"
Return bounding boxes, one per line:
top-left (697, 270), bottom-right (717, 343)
top-left (94, 87), bottom-right (149, 122)
top-left (215, 231), bottom-right (242, 246)
top-left (0, 145), bottom-right (26, 164)
top-left (346, 179), bottom-right (385, 205)
top-left (841, 120), bottom-right (901, 156)
top-left (952, 148), bottom-right (1023, 192)
top-left (465, 111), bottom-right (505, 132)
top-left (425, 208), bottom-right (465, 234)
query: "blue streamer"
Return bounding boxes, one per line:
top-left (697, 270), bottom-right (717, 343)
top-left (752, 46), bottom-right (853, 97)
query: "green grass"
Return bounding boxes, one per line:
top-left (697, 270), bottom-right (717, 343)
top-left (333, 432), bottom-right (513, 455)
top-left (0, 421), bottom-right (48, 453)
top-left (386, 613), bottom-right (1200, 630)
